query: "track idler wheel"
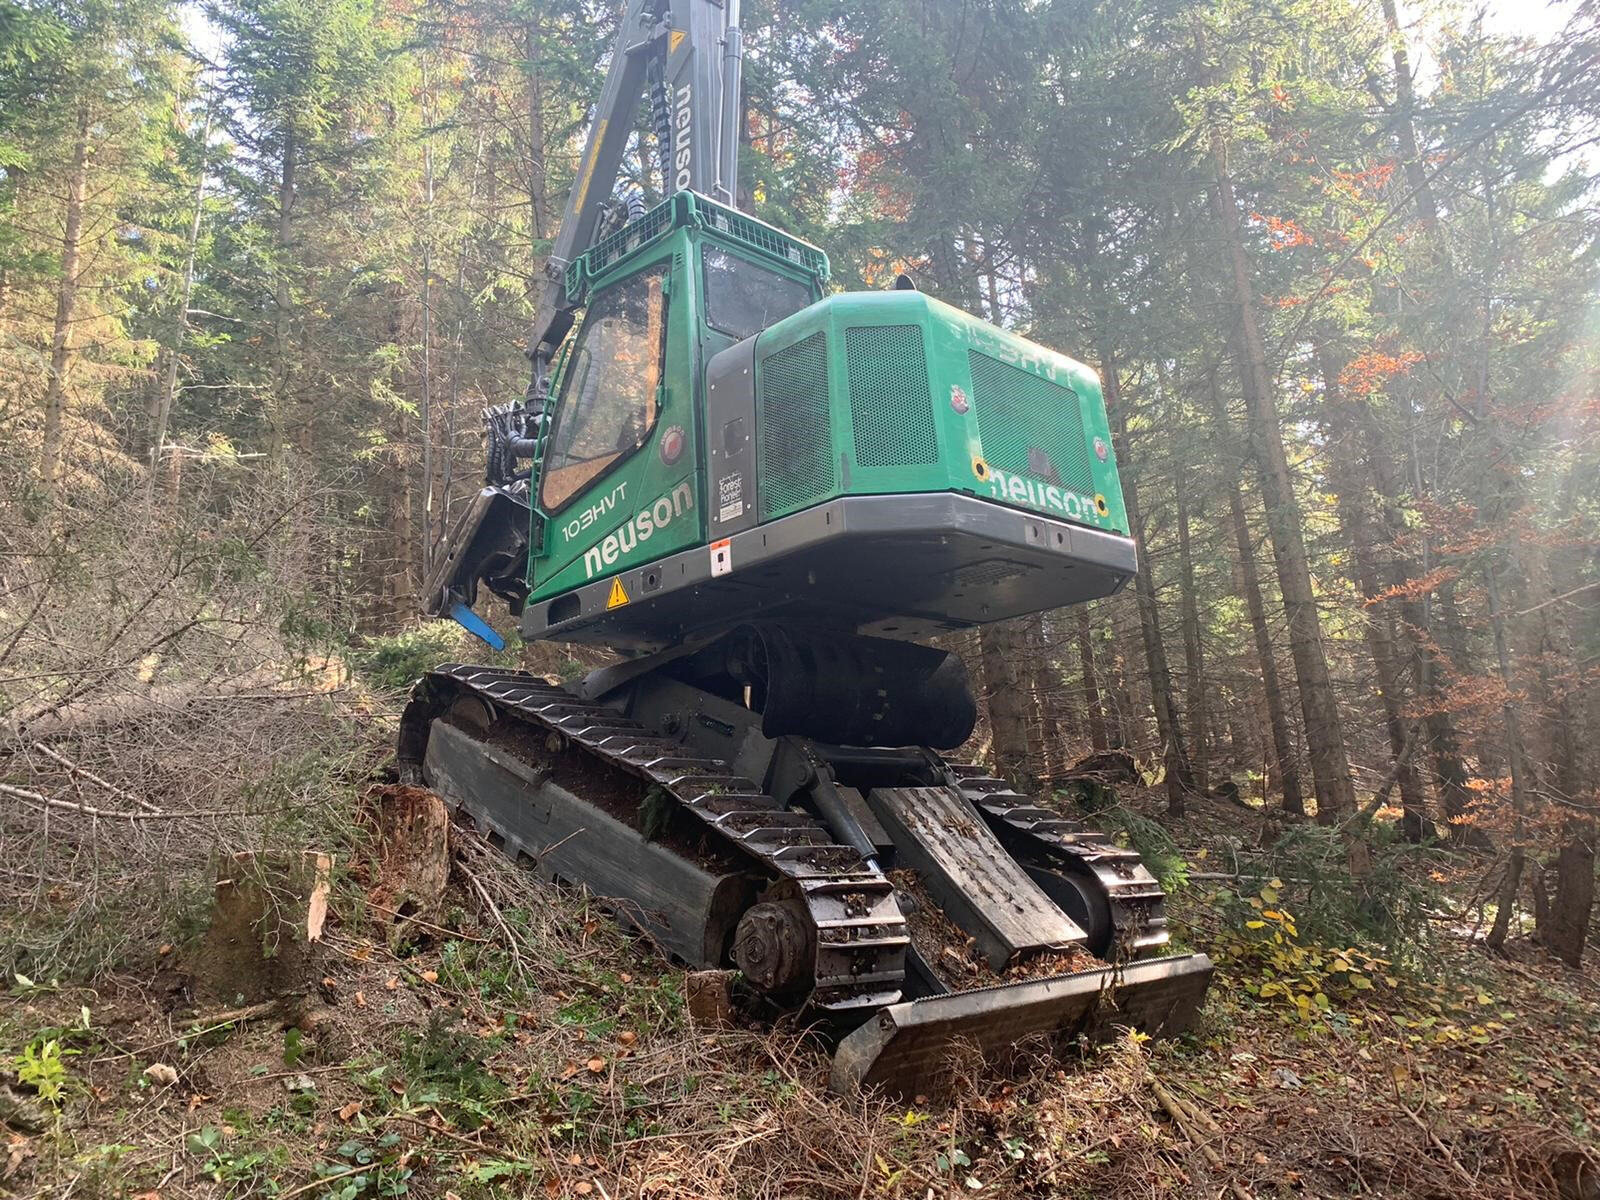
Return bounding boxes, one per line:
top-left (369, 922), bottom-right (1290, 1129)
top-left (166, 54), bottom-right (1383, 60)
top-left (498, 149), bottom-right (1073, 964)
top-left (732, 897), bottom-right (816, 996)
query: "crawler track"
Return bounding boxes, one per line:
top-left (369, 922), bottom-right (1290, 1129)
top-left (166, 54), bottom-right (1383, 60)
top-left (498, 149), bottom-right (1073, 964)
top-left (399, 665), bottom-right (1176, 1016)
top-left (946, 765), bottom-right (1170, 955)
top-left (400, 664), bottom-right (909, 1015)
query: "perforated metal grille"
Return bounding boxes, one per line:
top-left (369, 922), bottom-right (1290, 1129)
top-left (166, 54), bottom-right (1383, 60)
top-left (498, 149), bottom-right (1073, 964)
top-left (967, 352), bottom-right (1093, 495)
top-left (758, 332), bottom-right (834, 518)
top-left (701, 204), bottom-right (830, 279)
top-left (567, 197), bottom-right (676, 294)
top-left (846, 325), bottom-right (937, 467)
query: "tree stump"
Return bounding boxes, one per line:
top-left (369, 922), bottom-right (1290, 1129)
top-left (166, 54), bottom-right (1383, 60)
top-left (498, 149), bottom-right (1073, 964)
top-left (685, 970), bottom-right (737, 1028)
top-left (365, 784), bottom-right (450, 950)
top-left (193, 851), bottom-right (331, 1005)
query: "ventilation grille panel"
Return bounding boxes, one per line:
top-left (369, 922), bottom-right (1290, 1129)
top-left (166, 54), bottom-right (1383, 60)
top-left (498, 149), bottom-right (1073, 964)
top-left (758, 332), bottom-right (834, 519)
top-left (845, 325), bottom-right (937, 467)
top-left (967, 351), bottom-right (1093, 496)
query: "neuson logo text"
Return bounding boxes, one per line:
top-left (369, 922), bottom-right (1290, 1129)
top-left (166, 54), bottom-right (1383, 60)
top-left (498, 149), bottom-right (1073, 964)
top-left (673, 85), bottom-right (693, 190)
top-left (583, 482), bottom-right (694, 579)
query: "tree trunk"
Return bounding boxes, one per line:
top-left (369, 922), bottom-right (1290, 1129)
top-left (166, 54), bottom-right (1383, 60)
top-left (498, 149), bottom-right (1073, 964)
top-left (1209, 130), bottom-right (1356, 826)
top-left (1544, 827), bottom-right (1595, 967)
top-left (1025, 614), bottom-right (1067, 783)
top-left (40, 104), bottom-right (90, 498)
top-left (271, 124), bottom-right (298, 465)
top-left (525, 17), bottom-right (552, 241)
top-left (1319, 344), bottom-right (1429, 839)
top-left (146, 104), bottom-right (212, 510)
top-left (979, 621), bottom-right (1034, 792)
top-left (1175, 478), bottom-right (1209, 795)
top-left (1076, 606), bottom-right (1109, 752)
top-left (1102, 347), bottom-right (1193, 815)
top-left (1208, 378), bottom-right (1305, 815)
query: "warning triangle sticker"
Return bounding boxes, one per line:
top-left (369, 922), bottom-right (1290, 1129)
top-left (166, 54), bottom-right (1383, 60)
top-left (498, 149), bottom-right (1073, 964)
top-left (606, 577), bottom-right (630, 609)
top-left (669, 29), bottom-right (685, 54)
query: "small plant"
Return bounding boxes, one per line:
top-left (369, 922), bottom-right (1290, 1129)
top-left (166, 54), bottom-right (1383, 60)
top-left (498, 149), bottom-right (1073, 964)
top-left (14, 1037), bottom-right (77, 1107)
top-left (184, 1125), bottom-right (280, 1191)
top-left (396, 1011), bottom-right (505, 1127)
top-left (312, 1133), bottom-right (411, 1198)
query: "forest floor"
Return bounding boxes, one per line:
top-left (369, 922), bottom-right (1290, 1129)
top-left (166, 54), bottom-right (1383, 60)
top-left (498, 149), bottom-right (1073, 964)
top-left (2, 685), bottom-right (1597, 1200)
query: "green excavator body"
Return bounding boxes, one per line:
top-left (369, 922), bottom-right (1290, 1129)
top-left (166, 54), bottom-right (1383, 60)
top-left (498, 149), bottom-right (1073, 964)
top-left (410, 2), bottom-right (1210, 1100)
top-left (518, 192), bottom-right (1136, 651)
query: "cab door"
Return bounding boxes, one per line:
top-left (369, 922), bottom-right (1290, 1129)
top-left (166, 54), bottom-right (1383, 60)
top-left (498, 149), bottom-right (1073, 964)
top-left (531, 258), bottom-right (700, 597)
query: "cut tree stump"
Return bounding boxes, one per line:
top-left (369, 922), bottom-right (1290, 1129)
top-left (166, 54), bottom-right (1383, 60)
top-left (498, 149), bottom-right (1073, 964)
top-left (193, 850), bottom-right (331, 1004)
top-left (686, 970), bottom-right (737, 1028)
top-left (364, 784), bottom-right (450, 950)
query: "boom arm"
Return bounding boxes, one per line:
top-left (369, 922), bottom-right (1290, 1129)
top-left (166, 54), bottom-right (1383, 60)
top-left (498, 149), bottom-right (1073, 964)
top-left (423, 0), bottom-right (744, 620)
top-left (527, 0), bottom-right (743, 389)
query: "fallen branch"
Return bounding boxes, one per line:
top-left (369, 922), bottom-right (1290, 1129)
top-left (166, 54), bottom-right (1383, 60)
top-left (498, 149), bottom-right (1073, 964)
top-left (454, 837), bottom-right (528, 981)
top-left (1152, 1077), bottom-right (1253, 1200)
top-left (34, 743), bottom-right (162, 812)
top-left (1393, 1079), bottom-right (1479, 1190)
top-left (0, 781), bottom-right (322, 822)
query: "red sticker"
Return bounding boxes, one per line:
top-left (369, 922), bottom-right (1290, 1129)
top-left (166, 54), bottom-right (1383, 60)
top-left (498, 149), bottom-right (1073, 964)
top-left (1093, 436), bottom-right (1109, 462)
top-left (660, 424), bottom-right (686, 466)
top-left (950, 385), bottom-right (970, 415)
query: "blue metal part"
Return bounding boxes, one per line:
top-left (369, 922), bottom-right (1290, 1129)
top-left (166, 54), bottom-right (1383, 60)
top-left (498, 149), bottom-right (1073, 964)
top-left (449, 602), bottom-right (506, 651)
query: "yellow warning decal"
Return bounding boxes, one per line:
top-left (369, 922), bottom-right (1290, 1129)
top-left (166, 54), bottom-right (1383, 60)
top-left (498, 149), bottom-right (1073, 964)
top-left (606, 577), bottom-right (630, 609)
top-left (669, 29), bottom-right (685, 54)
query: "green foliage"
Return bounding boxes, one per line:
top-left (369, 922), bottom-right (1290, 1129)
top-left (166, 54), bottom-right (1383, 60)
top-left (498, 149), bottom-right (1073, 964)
top-left (312, 1132), bottom-right (411, 1199)
top-left (1262, 823), bottom-right (1437, 957)
top-left (1093, 803), bottom-right (1188, 895)
top-left (349, 622), bottom-right (517, 691)
top-left (395, 1011), bottom-right (505, 1128)
top-left (14, 1037), bottom-right (77, 1107)
top-left (1212, 880), bottom-right (1397, 1023)
top-left (184, 1124), bottom-right (284, 1190)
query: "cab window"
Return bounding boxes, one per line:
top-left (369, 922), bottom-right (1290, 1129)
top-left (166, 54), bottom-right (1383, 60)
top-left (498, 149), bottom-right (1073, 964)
top-left (701, 246), bottom-right (813, 341)
top-left (540, 266), bottom-right (668, 513)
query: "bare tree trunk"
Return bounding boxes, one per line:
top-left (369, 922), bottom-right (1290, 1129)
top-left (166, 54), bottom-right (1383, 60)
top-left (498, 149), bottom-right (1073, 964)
top-left (1319, 344), bottom-right (1429, 839)
top-left (271, 125), bottom-right (298, 465)
top-left (419, 62), bottom-right (436, 582)
top-left (40, 103), bottom-right (90, 498)
top-left (146, 103), bottom-right (213, 510)
top-left (1103, 347), bottom-right (1193, 815)
top-left (1176, 479), bottom-right (1209, 794)
top-left (980, 621), bottom-right (1034, 792)
top-left (1209, 130), bottom-right (1356, 826)
top-left (1209, 378), bottom-right (1305, 816)
top-left (1076, 606), bottom-right (1109, 752)
top-left (525, 17), bottom-right (552, 241)
top-left (1025, 615), bottom-right (1065, 784)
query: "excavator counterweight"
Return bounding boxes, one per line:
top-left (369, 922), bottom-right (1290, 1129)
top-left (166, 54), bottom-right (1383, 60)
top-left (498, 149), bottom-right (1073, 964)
top-left (406, 0), bottom-right (1212, 1097)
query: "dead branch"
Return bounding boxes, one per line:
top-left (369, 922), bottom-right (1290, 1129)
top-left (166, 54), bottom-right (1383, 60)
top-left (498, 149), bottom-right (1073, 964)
top-left (34, 742), bottom-right (162, 811)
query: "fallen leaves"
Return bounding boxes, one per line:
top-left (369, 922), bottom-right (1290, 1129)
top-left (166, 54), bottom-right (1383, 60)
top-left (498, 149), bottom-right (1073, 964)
top-left (142, 1063), bottom-right (178, 1087)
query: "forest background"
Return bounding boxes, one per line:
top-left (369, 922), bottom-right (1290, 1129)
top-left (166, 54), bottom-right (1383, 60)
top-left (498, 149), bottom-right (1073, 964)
top-left (1, 0), bottom-right (1598, 1195)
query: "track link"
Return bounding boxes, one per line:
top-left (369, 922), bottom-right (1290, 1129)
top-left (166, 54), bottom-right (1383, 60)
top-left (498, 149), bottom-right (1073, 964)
top-left (943, 764), bottom-right (1169, 955)
top-left (402, 664), bottom-right (910, 1015)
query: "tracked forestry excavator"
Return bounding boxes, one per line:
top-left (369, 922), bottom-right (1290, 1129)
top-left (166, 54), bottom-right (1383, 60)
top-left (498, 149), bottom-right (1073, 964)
top-left (399, 0), bottom-right (1212, 1095)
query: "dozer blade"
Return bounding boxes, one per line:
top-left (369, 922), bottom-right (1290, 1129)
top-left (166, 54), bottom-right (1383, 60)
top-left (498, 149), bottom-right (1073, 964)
top-left (829, 952), bottom-right (1213, 1097)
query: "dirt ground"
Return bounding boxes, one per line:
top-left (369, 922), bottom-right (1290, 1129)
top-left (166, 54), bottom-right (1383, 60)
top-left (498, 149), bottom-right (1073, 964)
top-left (2, 767), bottom-right (1597, 1199)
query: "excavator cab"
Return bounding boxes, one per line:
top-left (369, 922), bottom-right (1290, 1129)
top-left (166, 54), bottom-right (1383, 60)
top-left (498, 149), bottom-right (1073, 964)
top-left (526, 198), bottom-right (823, 615)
